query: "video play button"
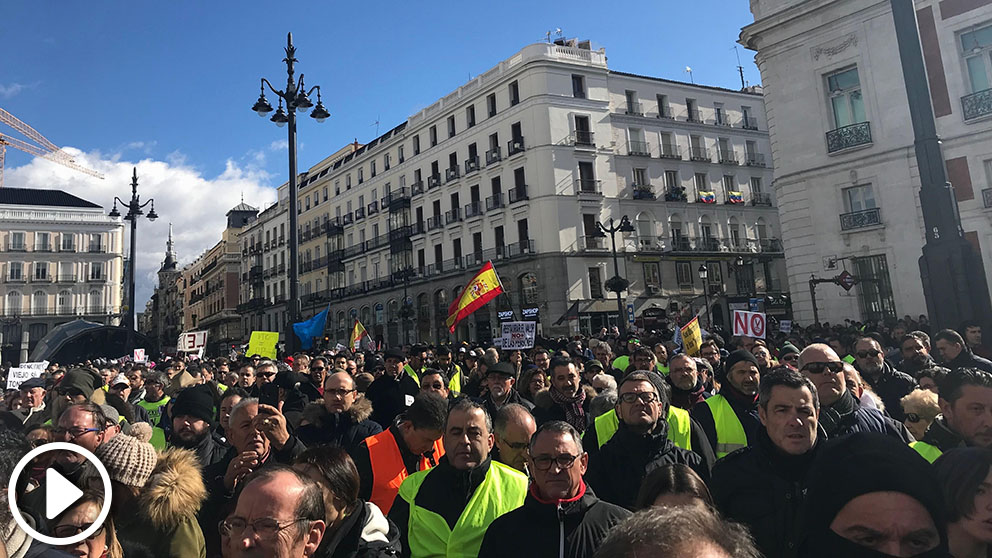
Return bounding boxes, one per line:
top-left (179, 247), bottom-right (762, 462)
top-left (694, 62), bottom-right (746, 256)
top-left (45, 468), bottom-right (84, 519)
top-left (7, 442), bottom-right (112, 546)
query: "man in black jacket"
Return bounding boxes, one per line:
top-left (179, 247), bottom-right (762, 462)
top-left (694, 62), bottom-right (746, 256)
top-left (296, 371), bottom-right (382, 453)
top-left (853, 336), bottom-right (917, 421)
top-left (479, 421), bottom-right (631, 558)
top-left (482, 362), bottom-right (535, 420)
top-left (798, 344), bottom-right (913, 442)
top-left (169, 384), bottom-right (228, 469)
top-left (913, 367), bottom-right (992, 462)
top-left (298, 356), bottom-right (329, 403)
top-left (366, 349), bottom-right (421, 428)
top-left (899, 331), bottom-right (937, 376)
top-left (534, 357), bottom-right (592, 433)
top-left (935, 328), bottom-right (992, 373)
top-left (709, 368), bottom-right (823, 558)
top-left (585, 371), bottom-right (706, 510)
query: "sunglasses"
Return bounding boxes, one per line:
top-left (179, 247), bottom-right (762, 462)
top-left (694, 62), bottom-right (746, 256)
top-left (52, 523), bottom-right (103, 539)
top-left (311, 366), bottom-right (326, 372)
top-left (905, 413), bottom-right (921, 423)
top-left (781, 353), bottom-right (799, 361)
top-left (800, 361), bottom-right (845, 374)
top-left (856, 350), bottom-right (882, 359)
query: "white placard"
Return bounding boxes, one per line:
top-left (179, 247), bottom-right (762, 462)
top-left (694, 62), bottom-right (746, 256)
top-left (6, 361), bottom-right (49, 390)
top-left (500, 321), bottom-right (537, 350)
top-left (732, 311), bottom-right (767, 339)
top-left (133, 349), bottom-right (146, 363)
top-left (779, 320), bottom-right (792, 334)
top-left (177, 331), bottom-right (208, 352)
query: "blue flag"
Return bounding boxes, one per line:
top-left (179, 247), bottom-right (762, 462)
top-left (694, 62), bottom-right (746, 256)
top-left (293, 305), bottom-right (329, 350)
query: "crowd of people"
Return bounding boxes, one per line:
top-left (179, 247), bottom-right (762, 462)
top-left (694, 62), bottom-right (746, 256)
top-left (1, 315), bottom-right (992, 558)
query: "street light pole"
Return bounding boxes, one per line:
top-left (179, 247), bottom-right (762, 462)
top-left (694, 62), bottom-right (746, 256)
top-left (595, 216), bottom-right (635, 337)
top-left (109, 167), bottom-right (157, 331)
top-left (698, 264), bottom-right (710, 330)
top-left (251, 32), bottom-right (330, 354)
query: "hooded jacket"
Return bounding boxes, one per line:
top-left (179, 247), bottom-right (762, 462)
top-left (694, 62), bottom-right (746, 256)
top-left (477, 482), bottom-right (630, 558)
top-left (855, 361), bottom-right (917, 422)
top-left (296, 397), bottom-right (383, 453)
top-left (317, 500), bottom-right (400, 558)
top-left (116, 448), bottom-right (208, 558)
top-left (584, 419), bottom-right (707, 510)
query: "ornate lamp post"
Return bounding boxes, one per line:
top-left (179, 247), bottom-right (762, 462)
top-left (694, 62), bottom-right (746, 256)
top-left (109, 168), bottom-right (157, 330)
top-left (593, 215), bottom-right (635, 337)
top-left (698, 263), bottom-right (710, 329)
top-left (250, 32), bottom-right (330, 352)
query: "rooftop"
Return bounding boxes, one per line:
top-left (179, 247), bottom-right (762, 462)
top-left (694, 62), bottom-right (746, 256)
top-left (0, 187), bottom-right (102, 209)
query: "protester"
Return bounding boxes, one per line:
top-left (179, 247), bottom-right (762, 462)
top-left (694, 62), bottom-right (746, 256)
top-left (389, 399), bottom-right (528, 558)
top-left (301, 356), bottom-right (329, 402)
top-left (170, 384), bottom-right (227, 468)
top-left (666, 354), bottom-right (708, 411)
top-left (293, 447), bottom-right (401, 558)
top-left (900, 332), bottom-right (937, 375)
top-left (853, 336), bottom-right (917, 421)
top-left (137, 371), bottom-right (170, 427)
top-left (418, 369), bottom-right (450, 399)
top-left (12, 378), bottom-right (47, 430)
top-left (933, 448), bottom-right (992, 558)
top-left (478, 421), bottom-right (630, 558)
top-left (482, 362), bottom-right (534, 419)
top-left (492, 403), bottom-right (537, 472)
top-left (534, 357), bottom-right (593, 432)
top-left (634, 463), bottom-right (713, 510)
top-left (901, 388), bottom-right (941, 441)
top-left (913, 368), bottom-right (992, 463)
top-left (918, 365), bottom-right (951, 394)
top-left (352, 392), bottom-right (447, 514)
top-left (936, 329), bottom-right (992, 373)
top-left (592, 506), bottom-right (759, 558)
top-left (517, 367), bottom-right (547, 404)
top-left (49, 490), bottom-right (123, 558)
top-left (297, 372), bottom-right (382, 452)
top-left (365, 350), bottom-right (420, 429)
top-left (961, 322), bottom-right (992, 361)
top-left (690, 349), bottom-right (761, 459)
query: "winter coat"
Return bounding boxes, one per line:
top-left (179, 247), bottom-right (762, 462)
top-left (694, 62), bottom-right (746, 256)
top-left (116, 448), bottom-right (207, 558)
top-left (482, 388), bottom-right (535, 422)
top-left (172, 427), bottom-right (229, 471)
top-left (297, 397), bottom-right (383, 453)
top-left (317, 500), bottom-right (401, 558)
top-left (818, 390), bottom-right (915, 442)
top-left (366, 373), bottom-right (421, 429)
top-left (585, 420), bottom-right (707, 510)
top-left (667, 377), bottom-right (709, 411)
top-left (478, 483), bottom-right (630, 558)
top-left (709, 428), bottom-right (822, 558)
top-left (856, 362), bottom-right (917, 421)
top-left (946, 348), bottom-right (992, 374)
top-left (689, 385), bottom-right (761, 454)
top-left (532, 386), bottom-right (596, 431)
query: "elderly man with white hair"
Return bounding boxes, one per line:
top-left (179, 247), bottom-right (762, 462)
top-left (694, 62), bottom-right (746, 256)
top-left (797, 343), bottom-right (914, 442)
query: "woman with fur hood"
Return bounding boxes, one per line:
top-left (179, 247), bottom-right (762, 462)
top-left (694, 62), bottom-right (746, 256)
top-left (296, 372), bottom-right (382, 454)
top-left (94, 434), bottom-right (207, 558)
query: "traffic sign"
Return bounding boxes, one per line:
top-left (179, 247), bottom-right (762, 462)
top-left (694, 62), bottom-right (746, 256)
top-left (836, 270), bottom-right (857, 292)
top-left (626, 303), bottom-right (635, 325)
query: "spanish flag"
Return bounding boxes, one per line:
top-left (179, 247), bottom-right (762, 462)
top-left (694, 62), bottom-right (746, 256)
top-left (446, 261), bottom-right (504, 332)
top-left (349, 319), bottom-right (368, 352)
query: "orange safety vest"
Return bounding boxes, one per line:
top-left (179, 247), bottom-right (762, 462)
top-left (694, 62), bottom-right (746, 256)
top-left (366, 428), bottom-right (445, 514)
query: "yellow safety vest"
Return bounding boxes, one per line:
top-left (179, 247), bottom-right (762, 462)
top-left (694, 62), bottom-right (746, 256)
top-left (611, 356), bottom-right (629, 371)
top-left (398, 460), bottom-right (527, 558)
top-left (149, 426), bottom-right (167, 451)
top-left (589, 407), bottom-right (691, 450)
top-left (137, 396), bottom-right (170, 427)
top-left (910, 441), bottom-right (943, 463)
top-left (705, 395), bottom-right (748, 458)
top-left (447, 365), bottom-right (462, 394)
top-left (404, 364), bottom-right (424, 387)
top-left (657, 364), bottom-right (670, 376)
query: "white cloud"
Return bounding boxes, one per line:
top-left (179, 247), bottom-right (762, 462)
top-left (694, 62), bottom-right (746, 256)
top-left (269, 139), bottom-right (289, 151)
top-left (4, 147), bottom-right (277, 312)
top-left (0, 83), bottom-right (25, 99)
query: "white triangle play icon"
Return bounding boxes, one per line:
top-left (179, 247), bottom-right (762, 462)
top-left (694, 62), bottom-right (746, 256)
top-left (45, 468), bottom-right (84, 520)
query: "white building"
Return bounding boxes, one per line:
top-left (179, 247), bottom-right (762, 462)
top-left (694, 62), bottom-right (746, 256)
top-left (237, 186), bottom-right (291, 341)
top-left (285, 40), bottom-right (785, 346)
top-left (0, 187), bottom-right (124, 362)
top-left (742, 0), bottom-right (992, 324)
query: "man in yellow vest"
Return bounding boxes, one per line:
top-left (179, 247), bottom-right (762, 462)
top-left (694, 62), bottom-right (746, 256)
top-left (404, 345), bottom-right (428, 384)
top-left (585, 371), bottom-right (709, 510)
top-left (691, 350), bottom-right (762, 459)
top-left (434, 346), bottom-right (464, 394)
top-left (911, 367), bottom-right (992, 463)
top-left (388, 398), bottom-right (527, 558)
top-left (136, 371), bottom-right (171, 428)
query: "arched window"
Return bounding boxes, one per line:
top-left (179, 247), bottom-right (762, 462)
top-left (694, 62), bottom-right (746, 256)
top-left (434, 290), bottom-right (448, 316)
top-left (58, 290), bottom-right (71, 314)
top-left (336, 311), bottom-right (346, 331)
top-left (89, 290), bottom-right (101, 313)
top-left (636, 212), bottom-right (655, 248)
top-left (361, 306), bottom-right (372, 326)
top-left (755, 217), bottom-right (768, 240)
top-left (386, 299), bottom-right (398, 322)
top-left (6, 291), bottom-right (22, 315)
top-left (669, 214), bottom-right (685, 250)
top-left (417, 293), bottom-right (430, 320)
top-left (520, 273), bottom-right (539, 305)
top-left (374, 303), bottom-right (384, 325)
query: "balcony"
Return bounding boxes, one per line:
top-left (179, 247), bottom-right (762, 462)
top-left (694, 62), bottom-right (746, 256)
top-left (411, 181), bottom-right (425, 196)
top-left (657, 106), bottom-right (673, 119)
top-left (509, 184), bottom-right (529, 203)
top-left (368, 201), bottom-right (380, 215)
top-left (409, 221), bottom-right (425, 235)
top-left (385, 188), bottom-right (411, 210)
top-left (445, 166), bottom-right (460, 182)
top-left (427, 216), bottom-right (444, 231)
top-left (4, 275), bottom-right (25, 283)
top-left (963, 88), bottom-right (992, 121)
top-left (277, 262), bottom-right (286, 273)
top-left (741, 116), bottom-right (759, 130)
top-left (751, 192), bottom-right (773, 207)
top-left (6, 243), bottom-right (26, 252)
top-left (428, 174), bottom-right (442, 189)
top-left (576, 179), bottom-right (602, 195)
top-left (659, 142), bottom-right (681, 160)
top-left (59, 243), bottom-right (76, 253)
top-left (718, 150), bottom-right (738, 165)
top-left (486, 147), bottom-right (502, 165)
top-left (30, 275), bottom-right (53, 283)
top-left (697, 237), bottom-right (722, 252)
top-left (56, 274), bottom-right (78, 283)
top-left (574, 130), bottom-right (595, 147)
top-left (687, 109), bottom-right (702, 123)
top-left (326, 219), bottom-right (343, 236)
top-left (87, 275), bottom-right (106, 283)
top-left (625, 102), bottom-right (643, 116)
top-left (839, 207), bottom-right (882, 231)
top-left (759, 238), bottom-right (784, 253)
top-left (714, 114), bottom-right (733, 127)
top-left (665, 187), bottom-right (688, 202)
top-left (506, 239), bottom-right (536, 258)
top-left (669, 237), bottom-right (693, 252)
top-left (632, 185), bottom-right (655, 200)
top-left (826, 121), bottom-right (872, 153)
top-left (464, 201), bottom-right (484, 219)
top-left (578, 236), bottom-right (607, 251)
top-left (689, 146), bottom-right (710, 162)
top-left (628, 140), bottom-right (651, 157)
top-left (507, 137), bottom-right (525, 156)
top-left (486, 193), bottom-right (505, 211)
top-left (464, 157), bottom-right (480, 174)
top-left (355, 207), bottom-right (366, 220)
top-left (342, 213), bottom-right (354, 225)
top-left (745, 153), bottom-right (767, 167)
top-left (445, 208), bottom-right (462, 225)
top-left (34, 243), bottom-right (52, 252)
top-left (984, 188), bottom-right (992, 209)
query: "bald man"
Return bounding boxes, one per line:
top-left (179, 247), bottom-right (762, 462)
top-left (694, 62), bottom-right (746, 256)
top-left (798, 344), bottom-right (912, 442)
top-left (493, 404), bottom-right (537, 472)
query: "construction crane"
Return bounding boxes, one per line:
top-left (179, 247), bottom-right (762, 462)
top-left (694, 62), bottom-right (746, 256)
top-left (0, 107), bottom-right (104, 187)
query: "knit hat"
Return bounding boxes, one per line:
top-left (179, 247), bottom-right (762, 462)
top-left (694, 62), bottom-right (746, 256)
top-left (778, 343), bottom-right (800, 358)
top-left (60, 368), bottom-right (103, 398)
top-left (171, 384), bottom-right (215, 424)
top-left (95, 433), bottom-right (157, 487)
top-left (723, 350), bottom-right (760, 376)
top-left (384, 349), bottom-right (405, 361)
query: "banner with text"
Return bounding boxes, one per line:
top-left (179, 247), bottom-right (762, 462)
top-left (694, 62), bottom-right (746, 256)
top-left (500, 321), bottom-right (537, 350)
top-left (6, 361), bottom-right (49, 390)
top-left (247, 331), bottom-right (279, 360)
top-left (680, 318), bottom-right (702, 357)
top-left (732, 311), bottom-right (767, 339)
top-left (178, 331), bottom-right (209, 352)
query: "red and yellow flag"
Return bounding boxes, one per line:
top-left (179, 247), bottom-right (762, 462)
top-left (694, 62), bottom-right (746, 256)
top-left (446, 261), bottom-right (504, 332)
top-left (349, 319), bottom-right (368, 352)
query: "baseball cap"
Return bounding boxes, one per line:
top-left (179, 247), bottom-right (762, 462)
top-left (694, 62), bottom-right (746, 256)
top-left (110, 374), bottom-right (130, 388)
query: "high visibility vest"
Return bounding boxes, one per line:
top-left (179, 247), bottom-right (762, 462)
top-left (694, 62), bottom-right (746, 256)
top-left (137, 396), bottom-right (170, 427)
top-left (404, 364), bottom-right (424, 386)
top-left (589, 407), bottom-right (691, 450)
top-left (149, 426), bottom-right (167, 451)
top-left (705, 395), bottom-right (748, 458)
top-left (398, 460), bottom-right (527, 558)
top-left (217, 383), bottom-right (228, 393)
top-left (611, 356), bottom-right (629, 371)
top-left (447, 365), bottom-right (463, 394)
top-left (911, 441), bottom-right (943, 463)
top-left (657, 364), bottom-right (670, 376)
top-left (366, 428), bottom-right (445, 515)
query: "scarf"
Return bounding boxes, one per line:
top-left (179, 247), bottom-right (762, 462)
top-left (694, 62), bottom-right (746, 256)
top-left (548, 386), bottom-right (587, 431)
top-left (818, 389), bottom-right (858, 437)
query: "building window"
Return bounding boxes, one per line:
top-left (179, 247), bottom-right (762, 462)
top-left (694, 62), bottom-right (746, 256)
top-left (8, 262), bottom-right (22, 281)
top-left (657, 94), bottom-right (670, 118)
top-left (370, 160), bottom-right (377, 177)
top-left (9, 232), bottom-right (25, 250)
top-left (844, 184), bottom-right (877, 212)
top-left (398, 145), bottom-right (405, 162)
top-left (961, 24), bottom-right (992, 93)
top-left (694, 172), bottom-right (708, 193)
top-left (643, 262), bottom-right (661, 288)
top-left (90, 262), bottom-right (104, 280)
top-left (6, 291), bottom-right (21, 313)
top-left (447, 115), bottom-right (456, 138)
top-left (633, 168), bottom-right (648, 187)
top-left (61, 233), bottom-right (75, 251)
top-left (358, 169), bottom-right (364, 184)
top-left (750, 177), bottom-right (763, 194)
top-left (323, 187), bottom-right (328, 202)
top-left (466, 105), bottom-right (476, 128)
top-left (413, 136), bottom-right (421, 155)
top-left (589, 267), bottom-right (604, 298)
top-left (429, 125), bottom-right (437, 147)
top-left (58, 290), bottom-right (70, 312)
top-left (520, 272), bottom-right (539, 304)
top-left (509, 81), bottom-right (520, 106)
top-left (487, 93), bottom-right (497, 117)
top-left (572, 74), bottom-right (586, 98)
top-left (827, 67), bottom-right (865, 128)
top-left (34, 263), bottom-right (48, 281)
top-left (723, 175), bottom-right (735, 194)
top-left (346, 175), bottom-right (352, 190)
top-left (853, 254), bottom-right (897, 321)
top-left (664, 171), bottom-right (679, 190)
top-left (88, 234), bottom-right (102, 252)
top-left (676, 262), bottom-right (693, 287)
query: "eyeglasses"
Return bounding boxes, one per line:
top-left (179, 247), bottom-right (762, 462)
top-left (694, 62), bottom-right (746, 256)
top-left (800, 361), bottom-right (845, 375)
top-left (424, 382), bottom-right (445, 390)
top-left (532, 454), bottom-right (581, 471)
top-left (325, 388), bottom-right (356, 398)
top-left (856, 350), bottom-right (882, 359)
top-left (905, 413), bottom-right (921, 423)
top-left (310, 366), bottom-right (326, 372)
top-left (28, 438), bottom-right (48, 448)
top-left (258, 372), bottom-right (276, 379)
top-left (52, 523), bottom-right (103, 539)
top-left (502, 440), bottom-right (529, 450)
top-left (619, 392), bottom-right (659, 404)
top-left (219, 517), bottom-right (308, 537)
top-left (52, 427), bottom-right (102, 440)
top-left (56, 387), bottom-right (84, 398)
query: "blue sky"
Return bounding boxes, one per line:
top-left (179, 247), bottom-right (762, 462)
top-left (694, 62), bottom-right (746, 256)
top-left (1, 1), bottom-right (760, 307)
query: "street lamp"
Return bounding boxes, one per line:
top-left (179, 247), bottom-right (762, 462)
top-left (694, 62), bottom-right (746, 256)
top-left (732, 255), bottom-right (748, 296)
top-left (109, 167), bottom-right (157, 331)
top-left (698, 263), bottom-right (710, 329)
top-left (397, 267), bottom-right (416, 346)
top-left (251, 32), bottom-right (329, 352)
top-left (594, 215), bottom-right (635, 337)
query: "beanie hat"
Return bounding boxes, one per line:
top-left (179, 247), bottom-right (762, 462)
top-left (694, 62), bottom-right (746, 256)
top-left (171, 385), bottom-right (215, 424)
top-left (723, 350), bottom-right (760, 376)
top-left (60, 368), bottom-right (103, 399)
top-left (778, 343), bottom-right (800, 357)
top-left (95, 433), bottom-right (157, 487)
